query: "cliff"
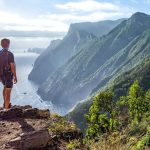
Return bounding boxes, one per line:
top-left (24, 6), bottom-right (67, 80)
top-left (0, 105), bottom-right (84, 150)
top-left (28, 19), bottom-right (124, 84)
top-left (37, 12), bottom-right (150, 111)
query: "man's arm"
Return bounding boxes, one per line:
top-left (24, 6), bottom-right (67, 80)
top-left (10, 63), bottom-right (17, 84)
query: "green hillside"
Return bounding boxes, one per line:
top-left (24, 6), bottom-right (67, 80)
top-left (38, 12), bottom-right (150, 111)
top-left (84, 81), bottom-right (150, 150)
top-left (67, 58), bottom-right (150, 133)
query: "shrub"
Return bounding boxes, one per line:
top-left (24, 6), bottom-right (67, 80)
top-left (67, 139), bottom-right (81, 150)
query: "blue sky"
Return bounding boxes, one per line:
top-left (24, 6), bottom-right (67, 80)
top-left (0, 0), bottom-right (150, 50)
top-left (0, 0), bottom-right (150, 33)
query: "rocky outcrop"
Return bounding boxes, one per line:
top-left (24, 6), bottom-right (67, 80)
top-left (0, 105), bottom-right (49, 119)
top-left (0, 105), bottom-right (84, 150)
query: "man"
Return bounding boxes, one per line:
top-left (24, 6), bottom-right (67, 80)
top-left (0, 38), bottom-right (17, 109)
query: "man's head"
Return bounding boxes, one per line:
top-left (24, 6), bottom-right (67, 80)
top-left (1, 38), bottom-right (10, 50)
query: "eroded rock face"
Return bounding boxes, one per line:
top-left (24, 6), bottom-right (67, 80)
top-left (0, 105), bottom-right (83, 150)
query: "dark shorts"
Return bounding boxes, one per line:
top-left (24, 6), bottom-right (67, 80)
top-left (1, 73), bottom-right (13, 88)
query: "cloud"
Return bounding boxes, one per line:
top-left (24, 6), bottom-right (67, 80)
top-left (44, 11), bottom-right (126, 23)
top-left (0, 11), bottom-right (69, 33)
top-left (51, 0), bottom-right (134, 24)
top-left (54, 0), bottom-right (135, 22)
top-left (56, 0), bottom-right (119, 12)
top-left (0, 0), bottom-right (137, 50)
top-left (0, 0), bottom-right (135, 36)
top-left (0, 30), bottom-right (65, 38)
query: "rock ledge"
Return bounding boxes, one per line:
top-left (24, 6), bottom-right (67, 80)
top-left (0, 105), bottom-right (83, 150)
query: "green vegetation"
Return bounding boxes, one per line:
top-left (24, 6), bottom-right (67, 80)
top-left (136, 127), bottom-right (150, 150)
top-left (66, 139), bottom-right (81, 150)
top-left (46, 113), bottom-right (85, 149)
top-left (67, 58), bottom-right (150, 135)
top-left (66, 99), bottom-right (92, 134)
top-left (47, 113), bottom-right (77, 134)
top-left (85, 91), bottom-right (117, 139)
top-left (85, 80), bottom-right (150, 149)
top-left (128, 80), bottom-right (148, 125)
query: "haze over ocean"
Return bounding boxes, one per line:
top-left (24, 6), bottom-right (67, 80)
top-left (0, 52), bottom-right (66, 115)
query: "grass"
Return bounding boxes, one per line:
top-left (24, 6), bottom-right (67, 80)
top-left (47, 113), bottom-right (77, 134)
top-left (66, 139), bottom-right (81, 150)
top-left (86, 116), bottom-right (150, 150)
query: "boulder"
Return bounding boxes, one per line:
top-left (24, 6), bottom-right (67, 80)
top-left (6, 129), bottom-right (50, 149)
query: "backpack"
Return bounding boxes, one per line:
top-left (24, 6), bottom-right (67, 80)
top-left (0, 50), bottom-right (11, 79)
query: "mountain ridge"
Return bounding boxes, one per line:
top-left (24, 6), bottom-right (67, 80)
top-left (67, 56), bottom-right (150, 133)
top-left (29, 19), bottom-right (125, 84)
top-left (38, 12), bottom-right (150, 112)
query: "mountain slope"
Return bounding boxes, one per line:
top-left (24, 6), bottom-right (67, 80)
top-left (38, 12), bottom-right (150, 111)
top-left (28, 27), bottom-right (96, 84)
top-left (28, 19), bottom-right (124, 84)
top-left (67, 58), bottom-right (150, 133)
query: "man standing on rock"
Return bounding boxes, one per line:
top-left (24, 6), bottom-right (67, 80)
top-left (0, 38), bottom-right (17, 109)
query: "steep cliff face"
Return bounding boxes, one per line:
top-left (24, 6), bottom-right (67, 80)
top-left (28, 25), bottom-right (96, 84)
top-left (0, 105), bottom-right (84, 150)
top-left (29, 19), bottom-right (124, 84)
top-left (38, 12), bottom-right (150, 111)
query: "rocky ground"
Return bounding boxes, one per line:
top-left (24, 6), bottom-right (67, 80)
top-left (0, 105), bottom-right (84, 150)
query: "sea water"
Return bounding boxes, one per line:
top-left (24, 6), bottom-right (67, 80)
top-left (0, 52), bottom-right (65, 114)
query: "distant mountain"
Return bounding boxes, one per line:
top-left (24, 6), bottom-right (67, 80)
top-left (27, 48), bottom-right (45, 54)
top-left (37, 12), bottom-right (150, 111)
top-left (29, 19), bottom-right (124, 84)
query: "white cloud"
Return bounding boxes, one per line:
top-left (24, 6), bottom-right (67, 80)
top-left (0, 0), bottom-right (137, 50)
top-left (0, 11), bottom-right (68, 32)
top-left (56, 0), bottom-right (120, 12)
top-left (54, 0), bottom-right (135, 22)
top-left (0, 0), bottom-right (135, 34)
top-left (44, 11), bottom-right (128, 23)
top-left (52, 0), bottom-right (134, 23)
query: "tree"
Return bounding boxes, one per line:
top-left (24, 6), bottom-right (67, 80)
top-left (127, 80), bottom-right (144, 124)
top-left (85, 91), bottom-right (115, 139)
top-left (144, 89), bottom-right (150, 115)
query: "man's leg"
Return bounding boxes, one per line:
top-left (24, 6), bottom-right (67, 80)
top-left (3, 87), bottom-right (6, 106)
top-left (4, 88), bottom-right (12, 109)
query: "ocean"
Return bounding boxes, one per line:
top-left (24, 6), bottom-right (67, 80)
top-left (0, 52), bottom-right (65, 114)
